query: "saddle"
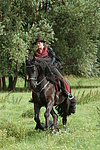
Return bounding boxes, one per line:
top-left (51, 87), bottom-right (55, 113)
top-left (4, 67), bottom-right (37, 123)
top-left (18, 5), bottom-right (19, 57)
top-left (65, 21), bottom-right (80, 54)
top-left (46, 74), bottom-right (61, 92)
top-left (47, 73), bottom-right (70, 93)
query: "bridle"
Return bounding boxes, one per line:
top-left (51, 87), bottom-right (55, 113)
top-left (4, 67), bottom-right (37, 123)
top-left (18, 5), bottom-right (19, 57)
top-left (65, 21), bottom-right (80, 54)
top-left (27, 64), bottom-right (49, 93)
top-left (28, 65), bottom-right (38, 87)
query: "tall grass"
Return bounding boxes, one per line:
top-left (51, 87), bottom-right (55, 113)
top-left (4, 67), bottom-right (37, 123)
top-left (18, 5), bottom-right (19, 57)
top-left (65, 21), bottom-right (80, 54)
top-left (73, 88), bottom-right (100, 105)
top-left (0, 77), bottom-right (100, 150)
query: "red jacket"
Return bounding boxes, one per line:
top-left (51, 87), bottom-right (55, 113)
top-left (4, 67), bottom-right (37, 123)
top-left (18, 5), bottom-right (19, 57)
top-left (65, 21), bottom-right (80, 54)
top-left (34, 46), bottom-right (48, 58)
top-left (34, 46), bottom-right (62, 69)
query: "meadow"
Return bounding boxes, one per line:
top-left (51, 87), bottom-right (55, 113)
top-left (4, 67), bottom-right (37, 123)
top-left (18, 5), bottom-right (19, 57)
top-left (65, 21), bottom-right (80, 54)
top-left (0, 76), bottom-right (100, 150)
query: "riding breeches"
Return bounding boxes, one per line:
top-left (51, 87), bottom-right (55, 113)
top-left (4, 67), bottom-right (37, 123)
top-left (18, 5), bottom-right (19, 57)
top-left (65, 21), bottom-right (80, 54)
top-left (49, 66), bottom-right (67, 94)
top-left (50, 67), bottom-right (63, 79)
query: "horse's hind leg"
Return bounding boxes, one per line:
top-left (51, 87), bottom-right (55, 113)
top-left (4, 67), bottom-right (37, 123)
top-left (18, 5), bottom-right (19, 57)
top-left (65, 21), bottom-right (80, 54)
top-left (62, 115), bottom-right (67, 131)
top-left (51, 109), bottom-right (59, 132)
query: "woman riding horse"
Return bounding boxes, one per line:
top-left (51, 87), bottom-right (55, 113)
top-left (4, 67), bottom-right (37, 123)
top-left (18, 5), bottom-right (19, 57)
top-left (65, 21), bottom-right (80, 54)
top-left (29, 38), bottom-right (70, 103)
top-left (26, 57), bottom-right (76, 131)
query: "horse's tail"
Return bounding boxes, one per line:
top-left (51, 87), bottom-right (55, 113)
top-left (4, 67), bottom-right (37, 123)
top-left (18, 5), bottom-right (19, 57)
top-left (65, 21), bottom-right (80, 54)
top-left (55, 99), bottom-right (67, 117)
top-left (55, 97), bottom-right (76, 117)
top-left (69, 97), bottom-right (77, 114)
top-left (55, 104), bottom-right (64, 117)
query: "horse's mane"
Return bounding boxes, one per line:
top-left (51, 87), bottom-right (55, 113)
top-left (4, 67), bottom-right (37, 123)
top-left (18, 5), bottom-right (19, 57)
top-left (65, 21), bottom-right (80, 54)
top-left (35, 57), bottom-right (58, 84)
top-left (35, 57), bottom-right (52, 74)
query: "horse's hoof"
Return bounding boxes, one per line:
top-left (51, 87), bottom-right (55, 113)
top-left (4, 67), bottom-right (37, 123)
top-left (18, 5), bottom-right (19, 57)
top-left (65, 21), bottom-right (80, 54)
top-left (63, 125), bottom-right (66, 132)
top-left (35, 122), bottom-right (45, 131)
top-left (39, 123), bottom-right (45, 130)
top-left (35, 124), bottom-right (39, 130)
top-left (55, 127), bottom-right (59, 133)
top-left (49, 120), bottom-right (54, 127)
top-left (50, 125), bottom-right (59, 133)
top-left (50, 127), bottom-right (59, 134)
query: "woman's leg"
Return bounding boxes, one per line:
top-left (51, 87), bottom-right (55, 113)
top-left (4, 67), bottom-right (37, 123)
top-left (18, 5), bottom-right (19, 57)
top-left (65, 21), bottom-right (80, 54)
top-left (50, 67), bottom-right (68, 97)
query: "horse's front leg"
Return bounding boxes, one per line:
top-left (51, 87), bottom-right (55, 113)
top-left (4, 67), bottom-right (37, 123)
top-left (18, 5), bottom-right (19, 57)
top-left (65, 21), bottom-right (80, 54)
top-left (34, 103), bottom-right (44, 130)
top-left (34, 103), bottom-right (40, 129)
top-left (51, 108), bottom-right (59, 132)
top-left (44, 100), bottom-right (54, 129)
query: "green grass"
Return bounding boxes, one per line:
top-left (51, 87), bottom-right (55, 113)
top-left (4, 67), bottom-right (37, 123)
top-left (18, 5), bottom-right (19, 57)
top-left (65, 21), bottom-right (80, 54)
top-left (0, 77), bottom-right (100, 150)
top-left (10, 76), bottom-right (100, 89)
top-left (65, 75), bottom-right (100, 87)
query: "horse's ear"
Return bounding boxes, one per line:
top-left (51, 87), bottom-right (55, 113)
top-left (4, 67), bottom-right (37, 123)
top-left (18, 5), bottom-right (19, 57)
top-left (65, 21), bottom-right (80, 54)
top-left (25, 56), bottom-right (31, 66)
top-left (33, 56), bottom-right (35, 61)
top-left (25, 56), bottom-right (28, 65)
top-left (25, 56), bottom-right (28, 61)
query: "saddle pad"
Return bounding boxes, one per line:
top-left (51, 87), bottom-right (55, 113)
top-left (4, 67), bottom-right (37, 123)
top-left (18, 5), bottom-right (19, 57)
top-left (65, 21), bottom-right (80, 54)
top-left (64, 81), bottom-right (69, 93)
top-left (55, 80), bottom-right (69, 93)
top-left (55, 84), bottom-right (59, 91)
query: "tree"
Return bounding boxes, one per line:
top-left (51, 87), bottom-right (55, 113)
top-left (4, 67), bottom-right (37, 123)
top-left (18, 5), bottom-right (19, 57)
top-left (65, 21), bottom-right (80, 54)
top-left (0, 0), bottom-right (55, 90)
top-left (0, 0), bottom-right (99, 91)
top-left (46, 0), bottom-right (100, 76)
top-left (0, 0), bottom-right (29, 90)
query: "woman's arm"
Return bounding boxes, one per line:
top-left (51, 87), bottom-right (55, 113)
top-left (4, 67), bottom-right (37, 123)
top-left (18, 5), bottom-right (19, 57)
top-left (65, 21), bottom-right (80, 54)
top-left (48, 47), bottom-right (55, 64)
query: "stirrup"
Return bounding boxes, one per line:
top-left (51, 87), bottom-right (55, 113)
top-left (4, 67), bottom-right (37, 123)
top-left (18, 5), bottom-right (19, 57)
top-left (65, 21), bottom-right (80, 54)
top-left (56, 90), bottom-right (62, 100)
top-left (68, 93), bottom-right (74, 100)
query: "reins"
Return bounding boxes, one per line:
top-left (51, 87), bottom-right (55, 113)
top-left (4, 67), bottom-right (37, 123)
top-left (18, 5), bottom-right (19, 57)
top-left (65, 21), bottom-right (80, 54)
top-left (32, 79), bottom-right (49, 103)
top-left (32, 81), bottom-right (49, 95)
top-left (29, 76), bottom-right (47, 87)
top-left (26, 65), bottom-right (36, 68)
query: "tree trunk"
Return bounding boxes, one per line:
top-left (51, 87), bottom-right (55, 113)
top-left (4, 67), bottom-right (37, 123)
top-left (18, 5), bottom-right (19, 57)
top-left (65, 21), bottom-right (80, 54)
top-left (13, 76), bottom-right (17, 89)
top-left (24, 76), bottom-right (27, 88)
top-left (2, 76), bottom-right (6, 91)
top-left (24, 76), bottom-right (30, 88)
top-left (8, 76), bottom-right (17, 91)
top-left (0, 78), bottom-right (1, 91)
top-left (8, 76), bottom-right (13, 90)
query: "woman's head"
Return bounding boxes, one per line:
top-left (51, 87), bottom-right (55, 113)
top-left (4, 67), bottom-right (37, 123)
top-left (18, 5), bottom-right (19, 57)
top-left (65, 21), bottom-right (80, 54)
top-left (36, 41), bottom-right (44, 50)
top-left (34, 38), bottom-right (45, 50)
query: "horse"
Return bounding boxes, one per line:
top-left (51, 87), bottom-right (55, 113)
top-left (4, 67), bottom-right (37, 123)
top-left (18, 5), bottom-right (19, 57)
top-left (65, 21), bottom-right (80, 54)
top-left (26, 57), bottom-right (76, 132)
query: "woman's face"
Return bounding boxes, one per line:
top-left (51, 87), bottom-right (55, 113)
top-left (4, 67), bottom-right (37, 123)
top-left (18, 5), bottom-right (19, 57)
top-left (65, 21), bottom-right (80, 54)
top-left (36, 41), bottom-right (44, 50)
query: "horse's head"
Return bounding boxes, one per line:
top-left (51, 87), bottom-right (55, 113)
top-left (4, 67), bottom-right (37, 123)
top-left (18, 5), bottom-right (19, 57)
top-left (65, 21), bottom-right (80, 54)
top-left (26, 56), bottom-right (35, 76)
top-left (26, 57), bottom-right (45, 89)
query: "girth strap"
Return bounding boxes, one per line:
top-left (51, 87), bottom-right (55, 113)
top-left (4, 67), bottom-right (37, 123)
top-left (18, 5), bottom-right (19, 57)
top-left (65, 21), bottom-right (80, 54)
top-left (32, 81), bottom-right (50, 100)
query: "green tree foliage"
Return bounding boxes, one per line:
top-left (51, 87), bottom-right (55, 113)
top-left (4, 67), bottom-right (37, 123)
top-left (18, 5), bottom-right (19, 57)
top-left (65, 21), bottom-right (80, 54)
top-left (0, 0), bottom-right (100, 89)
top-left (0, 0), bottom-right (55, 90)
top-left (0, 0), bottom-right (28, 77)
top-left (46, 0), bottom-right (100, 76)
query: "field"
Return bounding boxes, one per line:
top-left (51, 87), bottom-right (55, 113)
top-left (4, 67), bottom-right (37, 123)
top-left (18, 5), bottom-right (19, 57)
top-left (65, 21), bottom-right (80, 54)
top-left (0, 76), bottom-right (100, 150)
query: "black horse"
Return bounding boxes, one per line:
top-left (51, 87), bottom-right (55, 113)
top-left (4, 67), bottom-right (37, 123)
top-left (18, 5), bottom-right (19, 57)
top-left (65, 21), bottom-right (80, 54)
top-left (26, 57), bottom-right (76, 132)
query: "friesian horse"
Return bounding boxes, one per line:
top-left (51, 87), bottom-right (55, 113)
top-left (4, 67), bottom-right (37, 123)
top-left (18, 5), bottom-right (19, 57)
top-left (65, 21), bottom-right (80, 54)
top-left (26, 57), bottom-right (76, 132)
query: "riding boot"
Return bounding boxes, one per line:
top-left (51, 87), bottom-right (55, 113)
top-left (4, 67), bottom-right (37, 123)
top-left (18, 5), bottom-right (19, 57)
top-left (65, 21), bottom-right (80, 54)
top-left (61, 80), bottom-right (68, 97)
top-left (29, 92), bottom-right (34, 103)
top-left (29, 98), bottom-right (34, 103)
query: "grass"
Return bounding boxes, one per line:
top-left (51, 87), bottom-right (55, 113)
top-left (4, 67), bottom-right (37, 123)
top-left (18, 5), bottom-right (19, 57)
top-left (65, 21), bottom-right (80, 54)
top-left (65, 75), bottom-right (100, 87)
top-left (12, 76), bottom-right (100, 89)
top-left (0, 77), bottom-right (100, 150)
